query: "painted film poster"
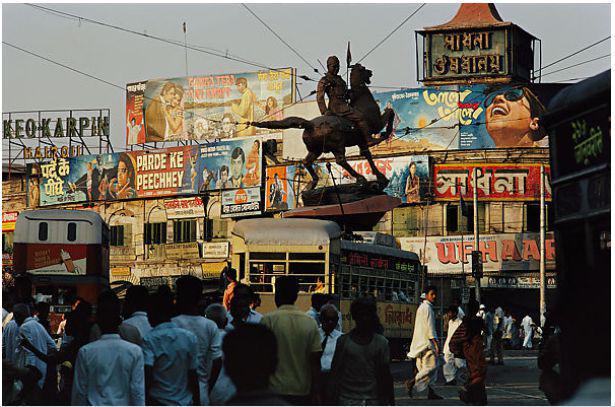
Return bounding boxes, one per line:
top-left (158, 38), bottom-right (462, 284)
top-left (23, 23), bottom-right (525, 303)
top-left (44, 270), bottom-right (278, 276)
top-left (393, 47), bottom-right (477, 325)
top-left (36, 137), bottom-right (262, 206)
top-left (126, 81), bottom-right (147, 145)
top-left (265, 155), bottom-right (430, 211)
top-left (133, 68), bottom-right (295, 144)
top-left (368, 83), bottom-right (567, 152)
top-left (433, 163), bottom-right (552, 201)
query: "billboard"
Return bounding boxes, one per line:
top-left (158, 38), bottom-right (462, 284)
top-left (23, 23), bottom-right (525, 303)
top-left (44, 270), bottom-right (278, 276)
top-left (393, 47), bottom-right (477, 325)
top-left (433, 163), bottom-right (551, 201)
top-left (398, 232), bottom-right (556, 275)
top-left (129, 68), bottom-right (295, 144)
top-left (265, 155), bottom-right (430, 211)
top-left (221, 187), bottom-right (262, 218)
top-left (126, 81), bottom-right (147, 145)
top-left (280, 83), bottom-right (567, 158)
top-left (35, 137), bottom-right (263, 206)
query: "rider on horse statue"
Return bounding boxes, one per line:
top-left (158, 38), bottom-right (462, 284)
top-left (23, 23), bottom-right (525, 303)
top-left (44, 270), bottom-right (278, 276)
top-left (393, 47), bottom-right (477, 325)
top-left (316, 56), bottom-right (375, 146)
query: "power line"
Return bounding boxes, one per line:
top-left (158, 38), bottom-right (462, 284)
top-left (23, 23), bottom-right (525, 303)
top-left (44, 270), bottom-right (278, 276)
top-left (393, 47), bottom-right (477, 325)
top-left (539, 54), bottom-right (610, 78)
top-left (533, 35), bottom-right (610, 78)
top-left (356, 3), bottom-right (426, 65)
top-left (241, 3), bottom-right (319, 74)
top-left (25, 3), bottom-right (317, 82)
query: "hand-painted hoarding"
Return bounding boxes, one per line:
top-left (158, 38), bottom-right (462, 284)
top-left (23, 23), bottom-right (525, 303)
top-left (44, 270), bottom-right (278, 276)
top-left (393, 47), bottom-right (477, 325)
top-left (221, 187), bottom-right (262, 218)
top-left (265, 155), bottom-right (430, 211)
top-left (283, 84), bottom-right (566, 158)
top-left (128, 68), bottom-right (295, 144)
top-left (398, 232), bottom-right (556, 275)
top-left (433, 163), bottom-right (551, 201)
top-left (35, 137), bottom-right (262, 206)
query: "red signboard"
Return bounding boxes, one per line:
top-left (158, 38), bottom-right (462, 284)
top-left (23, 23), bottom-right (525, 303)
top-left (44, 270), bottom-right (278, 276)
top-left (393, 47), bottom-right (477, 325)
top-left (433, 163), bottom-right (551, 201)
top-left (2, 212), bottom-right (18, 232)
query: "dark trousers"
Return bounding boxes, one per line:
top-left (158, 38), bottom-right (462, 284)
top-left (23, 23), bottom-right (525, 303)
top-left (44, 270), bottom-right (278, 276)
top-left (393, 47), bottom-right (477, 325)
top-left (282, 394), bottom-right (312, 406)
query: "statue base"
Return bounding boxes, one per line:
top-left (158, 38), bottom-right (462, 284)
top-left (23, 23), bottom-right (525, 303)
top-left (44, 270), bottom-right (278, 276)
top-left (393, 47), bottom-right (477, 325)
top-left (301, 180), bottom-right (388, 207)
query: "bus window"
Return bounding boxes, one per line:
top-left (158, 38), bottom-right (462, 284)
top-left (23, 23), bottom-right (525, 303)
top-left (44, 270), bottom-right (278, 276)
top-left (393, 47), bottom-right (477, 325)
top-left (38, 222), bottom-right (48, 241)
top-left (67, 223), bottom-right (77, 242)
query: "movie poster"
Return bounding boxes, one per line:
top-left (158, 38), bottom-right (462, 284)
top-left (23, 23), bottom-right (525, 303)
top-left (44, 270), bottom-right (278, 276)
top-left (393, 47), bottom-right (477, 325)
top-left (37, 137), bottom-right (263, 206)
top-left (136, 68), bottom-right (295, 143)
top-left (265, 155), bottom-right (430, 211)
top-left (126, 81), bottom-right (147, 145)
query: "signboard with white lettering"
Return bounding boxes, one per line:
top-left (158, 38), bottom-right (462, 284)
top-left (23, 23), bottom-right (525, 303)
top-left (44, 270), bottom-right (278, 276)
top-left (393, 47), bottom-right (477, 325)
top-left (164, 197), bottom-right (205, 219)
top-left (221, 187), bottom-right (262, 218)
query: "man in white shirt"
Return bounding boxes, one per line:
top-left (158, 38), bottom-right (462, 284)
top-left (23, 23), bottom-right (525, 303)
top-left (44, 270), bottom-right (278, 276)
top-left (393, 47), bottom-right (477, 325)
top-left (123, 285), bottom-right (152, 339)
top-left (71, 291), bottom-right (145, 406)
top-left (521, 314), bottom-right (534, 349)
top-left (3, 319), bottom-right (20, 363)
top-left (172, 276), bottom-right (222, 405)
top-left (206, 303), bottom-right (236, 405)
top-left (443, 305), bottom-right (466, 385)
top-left (13, 303), bottom-right (57, 391)
top-left (407, 286), bottom-right (442, 400)
top-left (306, 293), bottom-right (326, 327)
top-left (143, 290), bottom-right (200, 405)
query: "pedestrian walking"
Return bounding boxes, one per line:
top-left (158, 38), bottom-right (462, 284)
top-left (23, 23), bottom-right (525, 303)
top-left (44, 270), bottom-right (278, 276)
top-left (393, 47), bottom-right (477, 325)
top-left (510, 316), bottom-right (521, 349)
top-left (484, 306), bottom-right (494, 351)
top-left (223, 267), bottom-right (239, 311)
top-left (307, 293), bottom-right (327, 327)
top-left (172, 275), bottom-right (222, 405)
top-left (328, 297), bottom-right (394, 405)
top-left (490, 307), bottom-right (505, 365)
top-left (260, 276), bottom-right (322, 405)
top-left (14, 303), bottom-right (57, 394)
top-left (205, 303), bottom-right (236, 405)
top-left (142, 289), bottom-right (200, 405)
top-left (522, 314), bottom-right (534, 349)
top-left (443, 305), bottom-right (467, 385)
top-left (71, 291), bottom-right (145, 406)
top-left (318, 304), bottom-right (342, 403)
top-left (406, 285), bottom-right (443, 400)
top-left (223, 324), bottom-right (289, 405)
top-left (122, 285), bottom-right (152, 339)
top-left (450, 299), bottom-right (488, 405)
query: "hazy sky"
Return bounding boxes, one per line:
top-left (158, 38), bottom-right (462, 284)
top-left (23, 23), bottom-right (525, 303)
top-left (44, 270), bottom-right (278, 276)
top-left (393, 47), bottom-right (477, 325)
top-left (2, 2), bottom-right (611, 150)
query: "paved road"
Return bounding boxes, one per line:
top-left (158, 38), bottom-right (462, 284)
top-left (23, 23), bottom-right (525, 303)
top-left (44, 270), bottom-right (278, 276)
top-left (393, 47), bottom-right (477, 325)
top-left (391, 350), bottom-right (548, 405)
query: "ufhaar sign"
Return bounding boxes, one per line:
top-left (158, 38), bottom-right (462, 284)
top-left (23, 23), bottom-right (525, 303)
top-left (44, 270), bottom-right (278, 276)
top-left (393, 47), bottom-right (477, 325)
top-left (399, 232), bottom-right (556, 275)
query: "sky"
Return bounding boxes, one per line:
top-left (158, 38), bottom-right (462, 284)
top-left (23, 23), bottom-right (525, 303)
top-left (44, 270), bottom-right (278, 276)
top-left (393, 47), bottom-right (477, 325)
top-left (2, 2), bottom-right (611, 151)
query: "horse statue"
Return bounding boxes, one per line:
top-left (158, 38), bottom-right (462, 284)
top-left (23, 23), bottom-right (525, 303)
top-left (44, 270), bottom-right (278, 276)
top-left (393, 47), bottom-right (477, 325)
top-left (249, 63), bottom-right (395, 191)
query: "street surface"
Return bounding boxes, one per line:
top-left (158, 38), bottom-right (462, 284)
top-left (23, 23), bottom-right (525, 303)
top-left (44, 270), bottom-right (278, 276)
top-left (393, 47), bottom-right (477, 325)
top-left (392, 350), bottom-right (548, 405)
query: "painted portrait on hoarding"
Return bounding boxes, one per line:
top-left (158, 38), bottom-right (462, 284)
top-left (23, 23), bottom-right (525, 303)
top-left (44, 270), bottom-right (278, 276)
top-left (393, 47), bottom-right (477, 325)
top-left (483, 85), bottom-right (548, 148)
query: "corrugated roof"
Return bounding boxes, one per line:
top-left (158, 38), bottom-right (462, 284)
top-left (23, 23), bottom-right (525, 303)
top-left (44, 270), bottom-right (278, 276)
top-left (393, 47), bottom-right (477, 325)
top-left (232, 218), bottom-right (342, 246)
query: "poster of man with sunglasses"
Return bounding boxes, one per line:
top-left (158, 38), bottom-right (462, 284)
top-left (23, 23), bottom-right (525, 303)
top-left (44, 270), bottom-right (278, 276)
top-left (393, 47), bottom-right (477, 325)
top-left (371, 83), bottom-right (567, 151)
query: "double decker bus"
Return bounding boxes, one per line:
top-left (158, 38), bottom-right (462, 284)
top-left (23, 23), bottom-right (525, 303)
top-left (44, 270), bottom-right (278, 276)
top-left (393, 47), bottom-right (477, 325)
top-left (231, 218), bottom-right (422, 358)
top-left (13, 209), bottom-right (110, 331)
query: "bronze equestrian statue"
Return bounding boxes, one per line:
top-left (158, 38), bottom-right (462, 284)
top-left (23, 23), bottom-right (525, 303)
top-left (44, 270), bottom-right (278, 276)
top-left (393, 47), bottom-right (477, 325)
top-left (249, 56), bottom-right (395, 191)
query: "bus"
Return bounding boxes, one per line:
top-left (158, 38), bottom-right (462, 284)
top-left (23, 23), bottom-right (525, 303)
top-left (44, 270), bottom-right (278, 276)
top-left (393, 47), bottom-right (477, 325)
top-left (542, 70), bottom-right (610, 397)
top-left (231, 218), bottom-right (422, 358)
top-left (13, 209), bottom-right (110, 331)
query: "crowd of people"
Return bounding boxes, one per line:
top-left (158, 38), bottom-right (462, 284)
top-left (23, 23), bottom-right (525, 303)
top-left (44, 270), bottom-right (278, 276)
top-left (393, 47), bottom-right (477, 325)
top-left (3, 270), bottom-right (550, 406)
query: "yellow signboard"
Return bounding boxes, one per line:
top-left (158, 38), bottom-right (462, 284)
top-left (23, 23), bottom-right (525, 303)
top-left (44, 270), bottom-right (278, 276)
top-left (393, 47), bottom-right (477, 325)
top-left (111, 267), bottom-right (131, 277)
top-left (166, 243), bottom-right (200, 260)
top-left (201, 262), bottom-right (227, 280)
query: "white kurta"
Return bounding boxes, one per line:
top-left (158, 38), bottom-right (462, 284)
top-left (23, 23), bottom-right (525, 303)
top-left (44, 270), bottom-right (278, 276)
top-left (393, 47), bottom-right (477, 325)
top-left (443, 317), bottom-right (466, 383)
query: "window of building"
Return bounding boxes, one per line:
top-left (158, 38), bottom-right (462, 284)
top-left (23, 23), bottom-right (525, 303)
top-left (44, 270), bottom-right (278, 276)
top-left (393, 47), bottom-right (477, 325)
top-left (38, 222), bottom-right (48, 241)
top-left (67, 223), bottom-right (77, 242)
top-left (446, 204), bottom-right (459, 232)
top-left (144, 222), bottom-right (167, 245)
top-left (173, 219), bottom-right (197, 243)
top-left (526, 204), bottom-right (540, 232)
top-left (110, 225), bottom-right (125, 246)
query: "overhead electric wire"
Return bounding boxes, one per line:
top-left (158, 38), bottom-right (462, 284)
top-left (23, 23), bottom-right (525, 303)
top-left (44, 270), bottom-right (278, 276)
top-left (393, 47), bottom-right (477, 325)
top-left (241, 3), bottom-right (319, 74)
top-left (539, 54), bottom-right (610, 78)
top-left (356, 3), bottom-right (426, 64)
top-left (532, 35), bottom-right (610, 78)
top-left (3, 40), bottom-right (316, 132)
top-left (25, 3), bottom-right (317, 82)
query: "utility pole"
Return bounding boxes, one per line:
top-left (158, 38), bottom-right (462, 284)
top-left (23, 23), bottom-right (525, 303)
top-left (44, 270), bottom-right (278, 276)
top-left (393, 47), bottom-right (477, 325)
top-left (474, 167), bottom-right (481, 304)
top-left (539, 165), bottom-right (546, 327)
top-left (183, 22), bottom-right (188, 76)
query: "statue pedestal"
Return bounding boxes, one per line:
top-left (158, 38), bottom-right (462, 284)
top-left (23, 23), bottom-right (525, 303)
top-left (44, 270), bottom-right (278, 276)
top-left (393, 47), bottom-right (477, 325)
top-left (301, 180), bottom-right (388, 207)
